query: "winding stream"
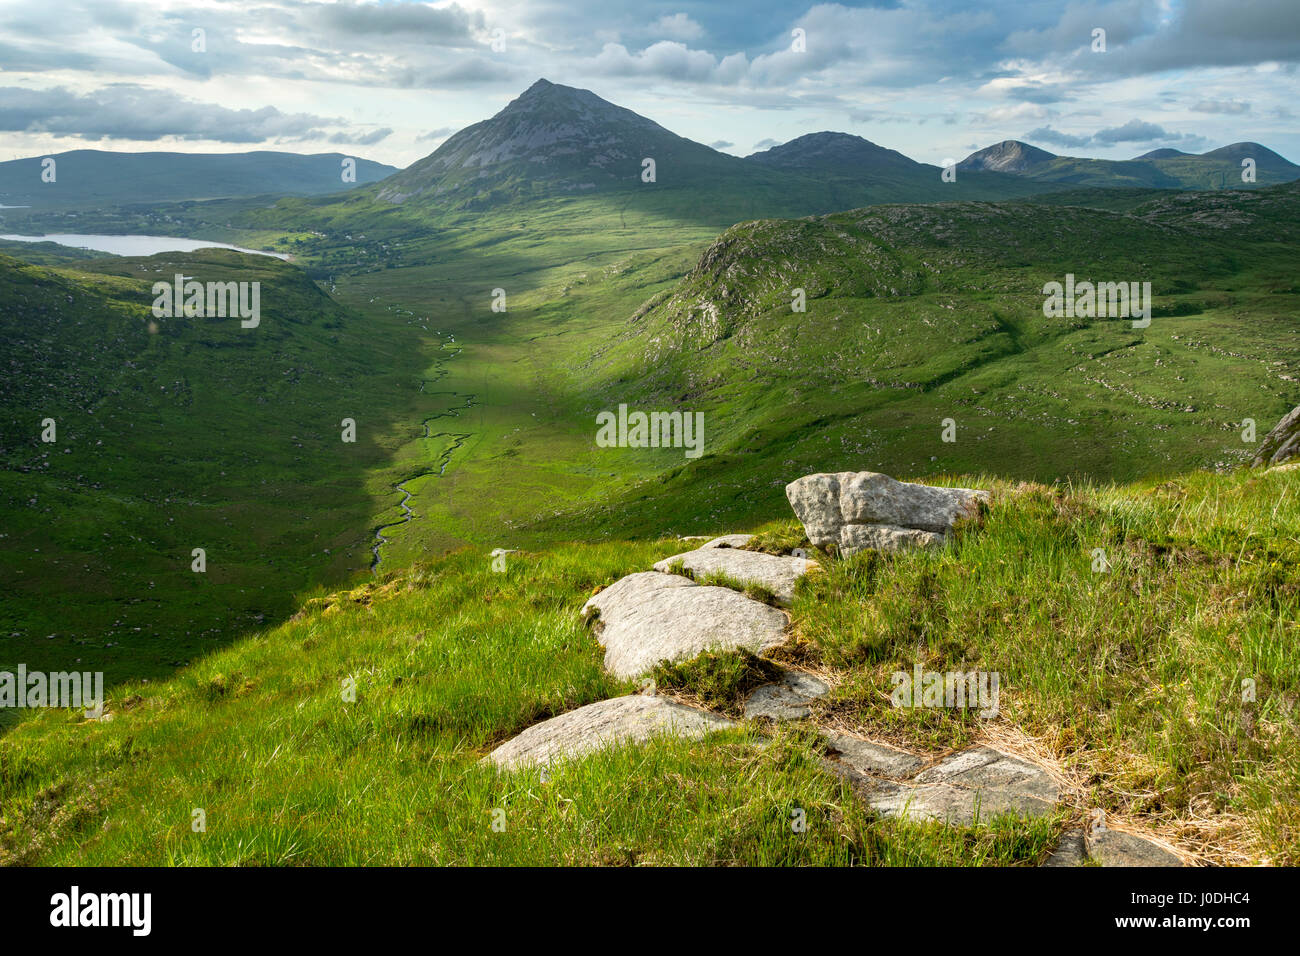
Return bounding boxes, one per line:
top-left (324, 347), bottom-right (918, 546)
top-left (369, 387), bottom-right (477, 572)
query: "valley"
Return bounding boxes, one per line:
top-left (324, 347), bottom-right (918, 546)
top-left (1, 76), bottom-right (1297, 869)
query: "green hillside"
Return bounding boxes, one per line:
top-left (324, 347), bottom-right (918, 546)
top-left (0, 250), bottom-right (436, 700)
top-left (285, 181), bottom-right (1298, 566)
top-left (1, 467), bottom-right (1295, 865)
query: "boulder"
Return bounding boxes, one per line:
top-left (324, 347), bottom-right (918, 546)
top-left (786, 471), bottom-right (987, 556)
top-left (581, 571), bottom-right (788, 678)
top-left (839, 523), bottom-right (945, 554)
top-left (1042, 827), bottom-right (1089, 867)
top-left (652, 546), bottom-right (818, 605)
top-left (862, 746), bottom-right (1060, 825)
top-left (485, 694), bottom-right (736, 771)
top-left (1253, 404), bottom-right (1300, 467)
top-left (744, 669), bottom-right (830, 721)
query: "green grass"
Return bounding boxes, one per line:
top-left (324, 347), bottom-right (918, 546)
top-left (0, 250), bottom-right (442, 699)
top-left (3, 181), bottom-right (1296, 709)
top-left (1, 466), bottom-right (1294, 865)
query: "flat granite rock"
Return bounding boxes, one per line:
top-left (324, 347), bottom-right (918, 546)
top-left (485, 695), bottom-right (736, 771)
top-left (699, 534), bottom-right (754, 549)
top-left (581, 571), bottom-right (788, 678)
top-left (744, 670), bottom-right (830, 721)
top-left (824, 732), bottom-right (924, 779)
top-left (785, 471), bottom-right (987, 556)
top-left (1085, 826), bottom-right (1183, 867)
top-left (653, 546), bottom-right (818, 606)
top-left (1043, 820), bottom-right (1184, 867)
top-left (1042, 827), bottom-right (1089, 867)
top-left (865, 746), bottom-right (1060, 824)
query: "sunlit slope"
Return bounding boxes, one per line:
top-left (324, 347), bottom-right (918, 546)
top-left (1, 468), bottom-right (1295, 865)
top-left (529, 183), bottom-right (1300, 538)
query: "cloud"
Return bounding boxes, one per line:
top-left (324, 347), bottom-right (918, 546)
top-left (0, 85), bottom-right (344, 143)
top-left (1023, 126), bottom-right (1092, 149)
top-left (708, 139), bottom-right (734, 149)
top-left (1092, 118), bottom-right (1182, 144)
top-left (316, 0), bottom-right (485, 38)
top-left (652, 13), bottom-right (705, 43)
top-left (1023, 118), bottom-right (1208, 153)
top-left (590, 41), bottom-right (750, 84)
top-left (1192, 98), bottom-right (1251, 114)
top-left (752, 137), bottom-right (779, 150)
top-left (330, 127), bottom-right (393, 146)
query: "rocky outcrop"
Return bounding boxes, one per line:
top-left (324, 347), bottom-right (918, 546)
top-left (786, 471), bottom-right (988, 555)
top-left (653, 546), bottom-right (818, 605)
top-left (484, 694), bottom-right (736, 771)
top-left (1253, 404), bottom-right (1300, 467)
top-left (744, 669), bottom-right (830, 720)
top-left (580, 571), bottom-right (788, 678)
top-left (1044, 813), bottom-right (1183, 867)
top-left (824, 732), bottom-right (924, 779)
top-left (861, 746), bottom-right (1060, 825)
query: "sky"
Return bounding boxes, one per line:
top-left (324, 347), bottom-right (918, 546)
top-left (0, 0), bottom-right (1296, 169)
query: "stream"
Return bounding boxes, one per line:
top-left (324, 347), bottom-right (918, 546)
top-left (369, 386), bottom-right (476, 572)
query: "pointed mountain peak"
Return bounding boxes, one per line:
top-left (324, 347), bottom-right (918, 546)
top-left (375, 79), bottom-right (723, 207)
top-left (959, 140), bottom-right (1057, 173)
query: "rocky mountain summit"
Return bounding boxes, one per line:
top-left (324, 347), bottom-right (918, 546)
top-left (958, 140), bottom-right (1056, 173)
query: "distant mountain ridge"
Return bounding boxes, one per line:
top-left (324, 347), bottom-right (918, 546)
top-left (367, 80), bottom-right (1056, 214)
top-left (957, 139), bottom-right (1299, 189)
top-left (372, 81), bottom-right (1297, 212)
top-left (0, 149), bottom-right (397, 209)
top-left (746, 131), bottom-right (922, 173)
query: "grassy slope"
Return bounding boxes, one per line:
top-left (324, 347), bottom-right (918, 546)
top-left (0, 250), bottom-right (443, 698)
top-left (1, 467), bottom-right (1294, 865)
top-left (314, 184), bottom-right (1300, 562)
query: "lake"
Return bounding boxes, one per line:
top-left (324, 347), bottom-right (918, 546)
top-left (0, 233), bottom-right (291, 260)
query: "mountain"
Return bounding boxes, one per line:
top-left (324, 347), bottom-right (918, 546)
top-left (375, 78), bottom-right (748, 207)
top-left (962, 139), bottom-right (1300, 189)
top-left (1134, 148), bottom-right (1190, 159)
top-left (746, 131), bottom-right (921, 174)
top-left (0, 149), bottom-right (398, 209)
top-left (225, 79), bottom-right (1060, 244)
top-left (958, 140), bottom-right (1057, 173)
